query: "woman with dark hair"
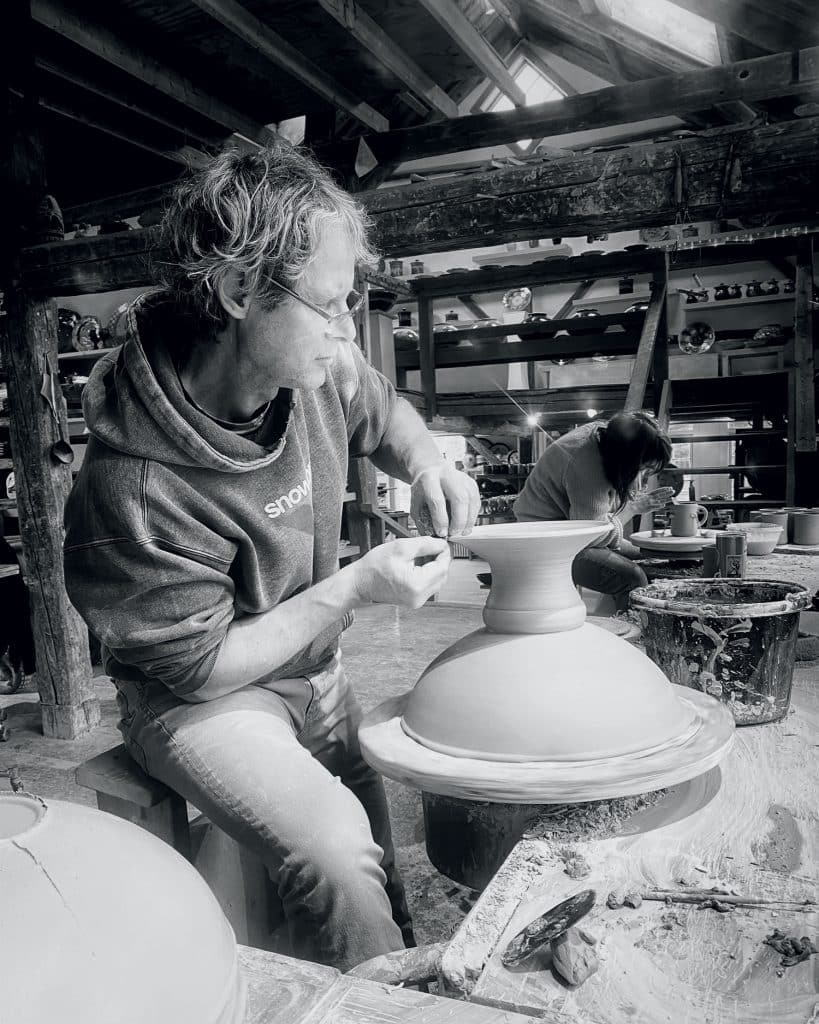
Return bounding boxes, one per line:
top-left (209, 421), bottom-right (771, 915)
top-left (514, 412), bottom-right (674, 610)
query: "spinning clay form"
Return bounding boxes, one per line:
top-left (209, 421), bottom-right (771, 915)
top-left (360, 522), bottom-right (734, 802)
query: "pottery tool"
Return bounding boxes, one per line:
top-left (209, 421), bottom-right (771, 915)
top-left (501, 889), bottom-right (596, 966)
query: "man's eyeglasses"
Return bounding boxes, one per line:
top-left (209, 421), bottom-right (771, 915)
top-left (270, 279), bottom-right (365, 326)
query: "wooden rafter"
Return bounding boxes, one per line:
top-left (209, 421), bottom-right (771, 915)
top-left (415, 0), bottom-right (527, 107)
top-left (316, 0), bottom-right (458, 119)
top-left (576, 0), bottom-right (631, 82)
top-left (188, 0), bottom-right (389, 133)
top-left (531, 0), bottom-right (756, 123)
top-left (34, 55), bottom-right (222, 150)
top-left (32, 90), bottom-right (210, 169)
top-left (314, 49), bottom-right (819, 170)
top-left (666, 0), bottom-right (807, 55)
top-left (31, 0), bottom-right (276, 146)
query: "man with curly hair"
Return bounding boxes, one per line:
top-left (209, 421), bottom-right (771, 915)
top-left (64, 140), bottom-right (478, 971)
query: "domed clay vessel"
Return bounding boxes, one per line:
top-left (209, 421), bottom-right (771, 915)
top-left (360, 522), bottom-right (734, 803)
top-left (0, 793), bottom-right (246, 1024)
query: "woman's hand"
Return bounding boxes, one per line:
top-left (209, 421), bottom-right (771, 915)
top-left (410, 464), bottom-right (480, 538)
top-left (627, 486), bottom-right (675, 517)
top-left (351, 537), bottom-right (451, 609)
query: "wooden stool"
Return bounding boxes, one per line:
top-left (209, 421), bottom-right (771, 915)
top-left (76, 744), bottom-right (286, 952)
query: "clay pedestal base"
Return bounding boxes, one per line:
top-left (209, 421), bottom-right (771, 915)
top-left (423, 794), bottom-right (544, 890)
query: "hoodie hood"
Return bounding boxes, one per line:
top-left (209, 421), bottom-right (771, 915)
top-left (82, 294), bottom-right (290, 473)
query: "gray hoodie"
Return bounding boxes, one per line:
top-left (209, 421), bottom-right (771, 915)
top-left (64, 296), bottom-right (396, 698)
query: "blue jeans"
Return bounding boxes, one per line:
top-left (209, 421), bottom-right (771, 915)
top-left (571, 545), bottom-right (647, 611)
top-left (115, 654), bottom-right (409, 971)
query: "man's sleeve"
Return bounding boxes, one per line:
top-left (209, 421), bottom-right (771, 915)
top-left (64, 534), bottom-right (235, 697)
top-left (333, 341), bottom-right (397, 458)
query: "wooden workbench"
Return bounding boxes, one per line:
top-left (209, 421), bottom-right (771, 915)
top-left (439, 662), bottom-right (819, 1024)
top-left (239, 945), bottom-right (541, 1023)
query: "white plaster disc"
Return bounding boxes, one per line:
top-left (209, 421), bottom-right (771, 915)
top-left (359, 687), bottom-right (735, 804)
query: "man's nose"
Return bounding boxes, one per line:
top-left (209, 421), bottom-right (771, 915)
top-left (329, 315), bottom-right (357, 344)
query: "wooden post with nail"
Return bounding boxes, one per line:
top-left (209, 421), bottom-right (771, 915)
top-left (0, 0), bottom-right (98, 738)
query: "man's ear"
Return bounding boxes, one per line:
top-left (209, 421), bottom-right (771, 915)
top-left (215, 269), bottom-right (251, 321)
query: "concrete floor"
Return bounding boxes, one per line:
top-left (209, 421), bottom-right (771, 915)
top-left (2, 550), bottom-right (817, 948)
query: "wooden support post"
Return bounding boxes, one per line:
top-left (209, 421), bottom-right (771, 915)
top-left (417, 295), bottom-right (437, 421)
top-left (650, 262), bottom-right (670, 415)
top-left (1, 299), bottom-right (100, 738)
top-left (346, 458), bottom-right (383, 555)
top-left (625, 280), bottom-right (666, 413)
top-left (1, 0), bottom-right (98, 738)
top-left (793, 239), bottom-right (816, 454)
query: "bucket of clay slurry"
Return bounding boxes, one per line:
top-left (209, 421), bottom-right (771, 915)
top-left (630, 580), bottom-right (811, 725)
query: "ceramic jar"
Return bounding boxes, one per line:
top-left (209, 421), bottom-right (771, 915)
top-left (792, 509), bottom-right (819, 546)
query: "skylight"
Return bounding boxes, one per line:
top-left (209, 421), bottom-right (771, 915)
top-left (605, 0), bottom-right (720, 65)
top-left (480, 57), bottom-right (566, 150)
top-left (485, 59), bottom-right (565, 114)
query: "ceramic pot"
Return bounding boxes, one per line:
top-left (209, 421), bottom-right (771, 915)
top-left (399, 522), bottom-right (700, 762)
top-left (568, 308), bottom-right (601, 336)
top-left (0, 794), bottom-right (245, 1024)
top-left (792, 509), bottom-right (819, 546)
top-left (714, 283), bottom-right (730, 301)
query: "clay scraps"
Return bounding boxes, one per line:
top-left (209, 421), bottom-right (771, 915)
top-left (764, 930), bottom-right (817, 968)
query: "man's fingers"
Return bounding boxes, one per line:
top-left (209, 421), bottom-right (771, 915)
top-left (402, 536), bottom-right (449, 560)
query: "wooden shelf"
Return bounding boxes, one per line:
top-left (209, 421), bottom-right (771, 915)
top-left (670, 430), bottom-right (784, 443)
top-left (0, 416), bottom-right (8, 428)
top-left (678, 293), bottom-right (793, 311)
top-left (58, 347), bottom-right (117, 362)
top-left (687, 463), bottom-right (783, 474)
top-left (407, 250), bottom-right (664, 299)
top-left (338, 544), bottom-right (361, 559)
top-left (343, 492), bottom-right (357, 503)
top-left (0, 459), bottom-right (13, 470)
top-left (698, 498), bottom-right (785, 507)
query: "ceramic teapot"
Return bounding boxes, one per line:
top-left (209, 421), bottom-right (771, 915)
top-left (728, 283), bottom-right (743, 299)
top-left (714, 283), bottom-right (730, 301)
top-left (746, 281), bottom-right (764, 298)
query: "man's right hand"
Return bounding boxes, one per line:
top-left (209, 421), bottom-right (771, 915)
top-left (351, 537), bottom-right (451, 609)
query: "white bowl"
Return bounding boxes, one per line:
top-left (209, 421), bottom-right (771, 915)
top-left (725, 522), bottom-right (784, 555)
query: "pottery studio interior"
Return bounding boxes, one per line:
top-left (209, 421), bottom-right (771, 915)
top-left (2, 1), bottom-right (819, 1022)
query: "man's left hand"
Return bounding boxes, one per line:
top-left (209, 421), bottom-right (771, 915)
top-left (411, 464), bottom-right (480, 538)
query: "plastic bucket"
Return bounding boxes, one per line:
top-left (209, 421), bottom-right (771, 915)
top-left (630, 580), bottom-right (811, 725)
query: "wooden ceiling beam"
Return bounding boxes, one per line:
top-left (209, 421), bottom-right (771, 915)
top-left (666, 0), bottom-right (807, 54)
top-left (315, 0), bottom-right (458, 119)
top-left (32, 91), bottom-right (210, 169)
top-left (528, 0), bottom-right (700, 74)
top-left (314, 49), bottom-right (819, 170)
top-left (188, 0), bottom-right (389, 133)
top-left (415, 0), bottom-right (527, 107)
top-left (31, 0), bottom-right (275, 146)
top-left (34, 55), bottom-right (222, 149)
top-left (576, 0), bottom-right (632, 83)
top-left (363, 117), bottom-right (819, 254)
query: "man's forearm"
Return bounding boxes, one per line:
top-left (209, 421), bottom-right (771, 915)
top-left (368, 396), bottom-right (443, 482)
top-left (189, 564), bottom-right (364, 701)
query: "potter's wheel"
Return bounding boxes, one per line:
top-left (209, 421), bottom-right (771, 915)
top-left (631, 530), bottom-right (716, 555)
top-left (360, 521), bottom-right (734, 805)
top-left (360, 687), bottom-right (733, 803)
